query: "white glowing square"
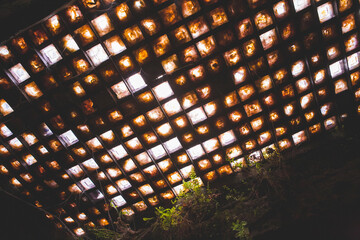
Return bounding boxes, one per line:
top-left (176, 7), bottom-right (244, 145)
top-left (202, 138), bottom-right (219, 153)
top-left (292, 130), bottom-right (307, 145)
top-left (40, 44), bottom-right (62, 65)
top-left (111, 81), bottom-right (130, 99)
top-left (24, 154), bottom-right (37, 165)
top-left (91, 13), bottom-right (113, 37)
top-left (203, 101), bottom-right (217, 117)
top-left (9, 63), bottom-right (30, 84)
top-left (173, 184), bottom-right (185, 196)
top-left (187, 144), bottom-right (205, 159)
top-left (86, 44), bottom-right (109, 66)
top-left (0, 99), bottom-right (13, 116)
top-left (59, 130), bottom-right (78, 147)
top-left (291, 60), bottom-right (305, 77)
top-left (127, 73), bottom-right (147, 92)
top-left (39, 123), bottom-right (53, 137)
top-left (68, 165), bottom-right (83, 176)
top-left (82, 158), bottom-right (99, 170)
top-left (104, 36), bottom-right (126, 56)
top-left (233, 66), bottom-right (247, 85)
top-left (347, 52), bottom-right (360, 70)
top-left (162, 99), bottom-right (182, 116)
top-left (149, 145), bottom-right (166, 160)
top-left (324, 116), bottom-right (337, 130)
top-left (180, 165), bottom-right (194, 179)
top-left (164, 137), bottom-right (182, 153)
top-left (117, 179), bottom-right (132, 191)
top-left (293, 0), bottom-right (311, 12)
top-left (110, 145), bottom-right (128, 160)
top-left (317, 2), bottom-right (334, 23)
top-left (187, 107), bottom-right (207, 125)
top-left (153, 82), bottom-right (174, 101)
top-left (112, 195), bottom-right (127, 207)
top-left (329, 60), bottom-right (344, 78)
top-left (219, 130), bottom-right (236, 146)
top-left (62, 34), bottom-right (79, 53)
top-left (0, 124), bottom-right (12, 138)
top-left (80, 177), bottom-right (95, 190)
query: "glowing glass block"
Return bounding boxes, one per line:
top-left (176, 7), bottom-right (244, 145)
top-left (293, 0), bottom-right (311, 12)
top-left (0, 124), bottom-right (12, 138)
top-left (110, 145), bottom-right (128, 160)
top-left (164, 137), bottom-right (182, 153)
top-left (127, 73), bottom-right (146, 92)
top-left (149, 145), bottom-right (166, 160)
top-left (219, 130), bottom-right (236, 146)
top-left (324, 116), bottom-right (337, 130)
top-left (188, 144), bottom-right (205, 159)
top-left (139, 184), bottom-right (154, 196)
top-left (116, 179), bottom-right (132, 191)
top-left (334, 79), bottom-right (348, 94)
top-left (202, 138), bottom-right (220, 153)
top-left (23, 154), bottom-right (37, 166)
top-left (104, 35), bottom-right (126, 56)
top-left (292, 131), bottom-right (307, 145)
top-left (291, 60), bottom-right (305, 77)
top-left (58, 130), bottom-right (78, 147)
top-left (187, 107), bottom-right (207, 125)
top-left (317, 2), bottom-right (334, 23)
top-left (91, 13), bottom-right (113, 37)
top-left (125, 137), bottom-right (143, 151)
top-left (0, 99), bottom-right (14, 116)
top-left (111, 81), bottom-right (130, 99)
top-left (163, 99), bottom-right (182, 116)
top-left (347, 52), bottom-right (360, 70)
top-left (111, 195), bottom-right (127, 207)
top-left (8, 63), bottom-right (30, 84)
top-left (153, 82), bottom-right (174, 101)
top-left (40, 44), bottom-right (62, 65)
top-left (329, 60), bottom-right (344, 78)
top-left (82, 158), bottom-right (99, 171)
top-left (86, 44), bottom-right (109, 66)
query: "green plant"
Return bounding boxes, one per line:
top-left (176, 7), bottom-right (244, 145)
top-left (232, 220), bottom-right (251, 240)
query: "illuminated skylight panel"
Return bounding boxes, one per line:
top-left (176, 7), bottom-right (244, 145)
top-left (187, 144), bottom-right (205, 160)
top-left (162, 98), bottom-right (182, 116)
top-left (153, 82), bottom-right (174, 101)
top-left (164, 137), bottom-right (182, 153)
top-left (0, 123), bottom-right (12, 138)
top-left (0, 99), bottom-right (14, 116)
top-left (219, 130), bottom-right (236, 146)
top-left (82, 158), bottom-right (99, 171)
top-left (293, 0), bottom-right (311, 12)
top-left (127, 73), bottom-right (147, 92)
top-left (104, 35), bottom-right (126, 56)
top-left (86, 44), bottom-right (109, 66)
top-left (59, 130), bottom-right (78, 147)
top-left (187, 107), bottom-right (207, 125)
top-left (202, 138), bottom-right (220, 153)
top-left (40, 44), bottom-right (62, 65)
top-left (110, 145), bottom-right (128, 160)
top-left (112, 195), bottom-right (127, 207)
top-left (149, 144), bottom-right (167, 160)
top-left (111, 81), bottom-right (131, 99)
top-left (317, 2), bottom-right (335, 24)
top-left (80, 177), bottom-right (95, 190)
top-left (8, 63), bottom-right (30, 84)
top-left (329, 60), bottom-right (345, 78)
top-left (91, 13), bottom-right (114, 37)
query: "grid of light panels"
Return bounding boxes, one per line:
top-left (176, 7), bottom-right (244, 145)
top-left (0, 0), bottom-right (360, 236)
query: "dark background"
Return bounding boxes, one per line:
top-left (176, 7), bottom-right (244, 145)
top-left (0, 0), bottom-right (65, 42)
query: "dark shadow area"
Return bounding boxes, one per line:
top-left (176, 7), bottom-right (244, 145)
top-left (0, 0), bottom-right (65, 42)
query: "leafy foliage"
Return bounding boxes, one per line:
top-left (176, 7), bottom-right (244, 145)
top-left (232, 220), bottom-right (251, 240)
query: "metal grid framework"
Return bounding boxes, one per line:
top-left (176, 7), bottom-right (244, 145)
top-left (0, 0), bottom-right (359, 236)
